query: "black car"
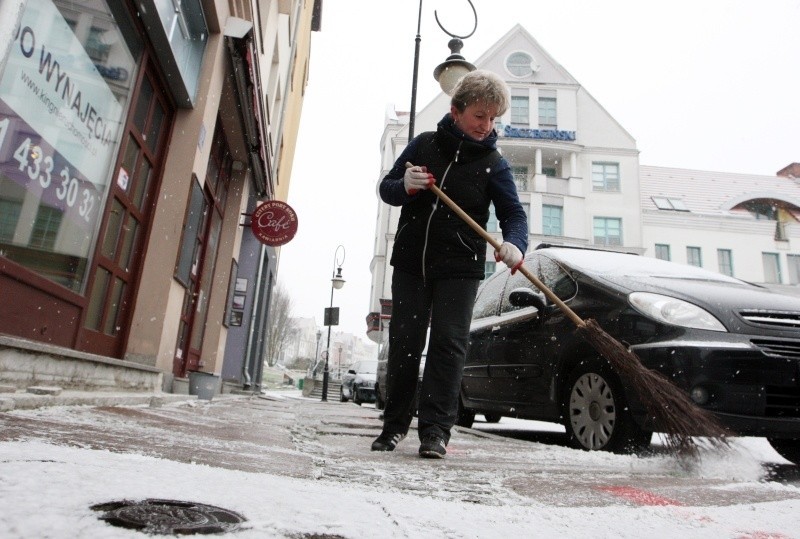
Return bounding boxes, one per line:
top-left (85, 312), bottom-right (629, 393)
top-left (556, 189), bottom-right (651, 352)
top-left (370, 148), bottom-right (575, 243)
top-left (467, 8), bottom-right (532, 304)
top-left (375, 334), bottom-right (426, 413)
top-left (459, 244), bottom-right (800, 464)
top-left (340, 359), bottom-right (378, 405)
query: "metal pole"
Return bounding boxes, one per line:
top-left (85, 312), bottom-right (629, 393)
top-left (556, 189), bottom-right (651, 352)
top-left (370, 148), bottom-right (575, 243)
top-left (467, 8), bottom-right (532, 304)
top-left (408, 0), bottom-right (423, 141)
top-left (321, 282), bottom-right (334, 401)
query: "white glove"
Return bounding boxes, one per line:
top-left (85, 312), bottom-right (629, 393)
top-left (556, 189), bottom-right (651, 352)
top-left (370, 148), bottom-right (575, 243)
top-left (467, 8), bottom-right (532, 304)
top-left (404, 165), bottom-right (434, 194)
top-left (495, 242), bottom-right (523, 273)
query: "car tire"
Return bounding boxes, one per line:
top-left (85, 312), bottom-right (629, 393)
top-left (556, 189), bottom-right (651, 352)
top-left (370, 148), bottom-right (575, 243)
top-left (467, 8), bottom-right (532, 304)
top-left (562, 358), bottom-right (651, 454)
top-left (339, 387), bottom-right (347, 402)
top-left (767, 438), bottom-right (800, 465)
top-left (483, 413), bottom-right (502, 423)
top-left (354, 390), bottom-right (362, 406)
top-left (456, 394), bottom-right (475, 428)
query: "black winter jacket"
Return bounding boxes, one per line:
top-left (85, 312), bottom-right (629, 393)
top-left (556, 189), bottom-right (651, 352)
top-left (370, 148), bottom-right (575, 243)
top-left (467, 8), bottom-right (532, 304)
top-left (379, 114), bottom-right (529, 280)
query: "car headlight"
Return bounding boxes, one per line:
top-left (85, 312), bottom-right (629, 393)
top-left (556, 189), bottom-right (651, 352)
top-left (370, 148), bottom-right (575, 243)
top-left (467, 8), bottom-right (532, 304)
top-left (628, 292), bottom-right (727, 332)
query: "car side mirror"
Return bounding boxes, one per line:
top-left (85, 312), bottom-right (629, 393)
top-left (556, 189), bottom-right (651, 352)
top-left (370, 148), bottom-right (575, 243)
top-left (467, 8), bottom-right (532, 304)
top-left (508, 287), bottom-right (547, 314)
top-left (348, 369), bottom-right (356, 375)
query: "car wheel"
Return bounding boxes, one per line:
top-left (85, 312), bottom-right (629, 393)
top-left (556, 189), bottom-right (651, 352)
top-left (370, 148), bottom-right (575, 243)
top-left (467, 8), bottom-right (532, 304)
top-left (563, 358), bottom-right (651, 454)
top-left (339, 387), bottom-right (347, 402)
top-left (767, 438), bottom-right (800, 465)
top-left (456, 394), bottom-right (475, 428)
top-left (483, 413), bottom-right (502, 423)
top-left (354, 390), bottom-right (362, 406)
top-left (375, 384), bottom-right (385, 410)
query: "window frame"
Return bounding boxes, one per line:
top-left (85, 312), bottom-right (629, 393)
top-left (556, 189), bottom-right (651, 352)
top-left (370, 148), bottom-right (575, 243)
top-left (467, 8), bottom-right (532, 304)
top-left (591, 162), bottom-right (620, 192)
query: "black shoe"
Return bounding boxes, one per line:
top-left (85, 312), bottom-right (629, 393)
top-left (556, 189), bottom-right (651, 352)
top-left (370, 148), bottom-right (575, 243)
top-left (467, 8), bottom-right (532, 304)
top-left (371, 432), bottom-right (406, 451)
top-left (419, 433), bottom-right (447, 459)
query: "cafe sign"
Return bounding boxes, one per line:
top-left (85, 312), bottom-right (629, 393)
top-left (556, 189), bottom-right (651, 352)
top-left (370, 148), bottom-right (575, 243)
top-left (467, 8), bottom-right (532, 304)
top-left (250, 200), bottom-right (298, 246)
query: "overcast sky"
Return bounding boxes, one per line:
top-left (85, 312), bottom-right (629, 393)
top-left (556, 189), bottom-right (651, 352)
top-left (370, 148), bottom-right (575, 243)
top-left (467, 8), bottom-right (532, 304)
top-left (277, 0), bottom-right (800, 340)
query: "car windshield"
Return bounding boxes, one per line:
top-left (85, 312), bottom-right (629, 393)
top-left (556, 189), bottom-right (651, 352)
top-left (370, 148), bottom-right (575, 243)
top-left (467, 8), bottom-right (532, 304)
top-left (549, 249), bottom-right (746, 284)
top-left (358, 361), bottom-right (378, 374)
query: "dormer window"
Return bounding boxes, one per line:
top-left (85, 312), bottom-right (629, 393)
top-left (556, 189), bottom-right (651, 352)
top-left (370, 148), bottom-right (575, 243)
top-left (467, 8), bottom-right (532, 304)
top-left (652, 196), bottom-right (689, 211)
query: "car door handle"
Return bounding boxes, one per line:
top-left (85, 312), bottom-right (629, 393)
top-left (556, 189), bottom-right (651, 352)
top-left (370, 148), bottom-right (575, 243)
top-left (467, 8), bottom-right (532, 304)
top-left (491, 325), bottom-right (501, 333)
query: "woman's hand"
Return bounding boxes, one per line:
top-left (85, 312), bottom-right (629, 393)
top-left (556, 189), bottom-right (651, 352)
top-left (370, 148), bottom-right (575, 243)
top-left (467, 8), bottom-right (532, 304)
top-left (403, 165), bottom-right (434, 195)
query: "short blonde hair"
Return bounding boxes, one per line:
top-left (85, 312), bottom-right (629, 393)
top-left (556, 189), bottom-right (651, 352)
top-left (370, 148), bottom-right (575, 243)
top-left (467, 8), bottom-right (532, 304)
top-left (450, 70), bottom-right (510, 116)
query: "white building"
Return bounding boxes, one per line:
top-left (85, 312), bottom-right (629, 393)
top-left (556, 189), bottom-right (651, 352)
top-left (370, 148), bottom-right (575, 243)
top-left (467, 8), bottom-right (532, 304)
top-left (366, 24), bottom-right (800, 343)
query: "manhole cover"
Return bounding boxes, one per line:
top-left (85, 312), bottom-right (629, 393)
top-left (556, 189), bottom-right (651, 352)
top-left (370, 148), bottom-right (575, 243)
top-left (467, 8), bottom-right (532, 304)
top-left (91, 499), bottom-right (246, 535)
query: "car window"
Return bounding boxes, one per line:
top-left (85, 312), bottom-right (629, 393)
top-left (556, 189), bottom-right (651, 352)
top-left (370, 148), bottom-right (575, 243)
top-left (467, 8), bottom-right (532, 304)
top-left (500, 257), bottom-right (541, 314)
top-left (539, 255), bottom-right (577, 301)
top-left (473, 270), bottom-right (509, 319)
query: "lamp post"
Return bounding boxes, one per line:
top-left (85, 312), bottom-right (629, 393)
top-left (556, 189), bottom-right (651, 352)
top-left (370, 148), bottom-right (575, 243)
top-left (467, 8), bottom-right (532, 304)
top-left (321, 245), bottom-right (346, 402)
top-left (408, 0), bottom-right (478, 140)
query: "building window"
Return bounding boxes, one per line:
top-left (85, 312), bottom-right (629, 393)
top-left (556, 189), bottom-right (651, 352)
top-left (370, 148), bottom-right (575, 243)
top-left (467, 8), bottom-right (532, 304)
top-left (687, 246), bottom-right (702, 267)
top-left (717, 249), bottom-right (733, 276)
top-left (538, 97), bottom-right (557, 127)
top-left (512, 166), bottom-right (528, 191)
top-left (592, 162), bottom-right (620, 192)
top-left (0, 199), bottom-right (22, 242)
top-left (542, 167), bottom-right (557, 178)
top-left (655, 244), bottom-right (670, 261)
top-left (506, 52), bottom-right (534, 77)
top-left (652, 196), bottom-right (689, 211)
top-left (593, 217), bottom-right (621, 246)
top-left (484, 260), bottom-right (496, 279)
top-left (542, 205), bottom-right (563, 236)
top-left (746, 201), bottom-right (777, 220)
top-left (487, 204), bottom-right (499, 233)
top-left (788, 255), bottom-right (800, 285)
top-left (763, 252), bottom-right (782, 283)
top-left (510, 96), bottom-right (529, 125)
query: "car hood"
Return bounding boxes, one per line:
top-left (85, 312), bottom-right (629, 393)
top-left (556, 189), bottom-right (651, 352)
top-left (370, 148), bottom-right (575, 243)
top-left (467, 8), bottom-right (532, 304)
top-left (594, 272), bottom-right (800, 331)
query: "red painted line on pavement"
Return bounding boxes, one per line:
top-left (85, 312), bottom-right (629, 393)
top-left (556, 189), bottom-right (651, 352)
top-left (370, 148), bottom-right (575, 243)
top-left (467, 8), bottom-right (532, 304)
top-left (596, 485), bottom-right (684, 506)
top-left (597, 486), bottom-right (788, 539)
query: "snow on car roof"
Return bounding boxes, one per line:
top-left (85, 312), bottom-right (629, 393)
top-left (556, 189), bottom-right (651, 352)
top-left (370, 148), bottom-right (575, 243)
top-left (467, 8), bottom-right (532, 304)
top-left (547, 248), bottom-right (744, 284)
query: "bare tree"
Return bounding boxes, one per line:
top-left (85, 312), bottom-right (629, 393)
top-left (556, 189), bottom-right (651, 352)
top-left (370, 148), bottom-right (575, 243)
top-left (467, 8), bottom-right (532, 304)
top-left (265, 282), bottom-right (296, 367)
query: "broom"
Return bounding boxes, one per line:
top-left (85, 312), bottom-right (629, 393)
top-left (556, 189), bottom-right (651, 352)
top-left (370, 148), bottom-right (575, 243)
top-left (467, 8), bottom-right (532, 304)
top-left (405, 163), bottom-right (729, 457)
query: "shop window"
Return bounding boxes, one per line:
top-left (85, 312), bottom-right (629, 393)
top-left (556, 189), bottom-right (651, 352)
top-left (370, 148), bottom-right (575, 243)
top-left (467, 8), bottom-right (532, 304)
top-left (0, 0), bottom-right (138, 293)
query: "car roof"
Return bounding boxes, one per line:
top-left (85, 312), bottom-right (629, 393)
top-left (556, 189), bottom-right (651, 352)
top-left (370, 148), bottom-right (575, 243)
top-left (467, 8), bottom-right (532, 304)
top-left (539, 247), bottom-right (745, 285)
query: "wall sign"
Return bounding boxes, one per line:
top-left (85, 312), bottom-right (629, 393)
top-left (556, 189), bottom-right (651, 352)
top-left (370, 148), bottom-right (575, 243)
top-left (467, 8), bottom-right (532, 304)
top-left (250, 200), bottom-right (298, 246)
top-left (500, 124), bottom-right (576, 141)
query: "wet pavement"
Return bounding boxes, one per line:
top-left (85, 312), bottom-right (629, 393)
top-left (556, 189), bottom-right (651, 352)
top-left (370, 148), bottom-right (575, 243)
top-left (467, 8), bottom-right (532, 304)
top-left (1, 389), bottom-right (800, 537)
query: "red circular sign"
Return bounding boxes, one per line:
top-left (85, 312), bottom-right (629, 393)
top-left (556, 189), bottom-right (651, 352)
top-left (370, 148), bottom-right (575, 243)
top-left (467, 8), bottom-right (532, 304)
top-left (250, 200), bottom-right (298, 246)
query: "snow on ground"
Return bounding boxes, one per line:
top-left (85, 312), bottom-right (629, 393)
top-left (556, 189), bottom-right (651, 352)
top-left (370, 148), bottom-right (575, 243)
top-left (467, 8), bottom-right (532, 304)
top-left (0, 394), bottom-right (798, 538)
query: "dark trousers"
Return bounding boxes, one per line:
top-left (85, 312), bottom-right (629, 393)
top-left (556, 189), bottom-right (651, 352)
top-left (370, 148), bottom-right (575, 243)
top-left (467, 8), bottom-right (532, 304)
top-left (382, 269), bottom-right (480, 444)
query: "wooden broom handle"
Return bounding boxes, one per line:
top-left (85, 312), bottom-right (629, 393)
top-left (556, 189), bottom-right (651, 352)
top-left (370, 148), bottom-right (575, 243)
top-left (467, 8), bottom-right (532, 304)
top-left (405, 162), bottom-right (586, 328)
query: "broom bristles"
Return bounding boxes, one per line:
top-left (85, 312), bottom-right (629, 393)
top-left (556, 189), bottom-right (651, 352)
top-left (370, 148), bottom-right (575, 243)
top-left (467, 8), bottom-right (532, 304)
top-left (577, 318), bottom-right (730, 457)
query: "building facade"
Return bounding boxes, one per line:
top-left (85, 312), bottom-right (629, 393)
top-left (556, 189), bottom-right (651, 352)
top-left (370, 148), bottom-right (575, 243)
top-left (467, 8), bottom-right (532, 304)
top-left (367, 24), bottom-right (800, 343)
top-left (0, 0), bottom-right (321, 394)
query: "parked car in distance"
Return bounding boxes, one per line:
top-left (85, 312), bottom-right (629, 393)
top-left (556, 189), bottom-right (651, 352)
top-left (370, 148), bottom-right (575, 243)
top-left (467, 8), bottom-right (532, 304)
top-left (459, 244), bottom-right (800, 464)
top-left (340, 359), bottom-right (378, 405)
top-left (375, 333), bottom-right (427, 414)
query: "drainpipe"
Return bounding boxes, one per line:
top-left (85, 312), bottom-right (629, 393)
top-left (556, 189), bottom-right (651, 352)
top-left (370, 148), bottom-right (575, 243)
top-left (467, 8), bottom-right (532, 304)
top-left (242, 243), bottom-right (266, 388)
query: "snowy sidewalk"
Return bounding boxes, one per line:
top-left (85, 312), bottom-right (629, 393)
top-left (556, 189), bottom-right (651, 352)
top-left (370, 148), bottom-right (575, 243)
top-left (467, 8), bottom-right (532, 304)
top-left (1, 389), bottom-right (799, 538)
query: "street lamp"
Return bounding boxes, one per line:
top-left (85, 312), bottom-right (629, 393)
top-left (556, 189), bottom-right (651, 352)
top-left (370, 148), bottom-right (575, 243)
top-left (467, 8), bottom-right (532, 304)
top-left (321, 245), bottom-right (346, 402)
top-left (408, 0), bottom-right (478, 140)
